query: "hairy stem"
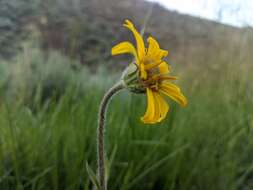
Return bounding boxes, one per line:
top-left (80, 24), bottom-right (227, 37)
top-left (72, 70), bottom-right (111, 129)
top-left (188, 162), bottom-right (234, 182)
top-left (97, 81), bottom-right (125, 190)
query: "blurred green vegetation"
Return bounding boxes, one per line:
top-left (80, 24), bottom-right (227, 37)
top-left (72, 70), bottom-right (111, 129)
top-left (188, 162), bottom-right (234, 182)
top-left (0, 43), bottom-right (252, 189)
top-left (0, 46), bottom-right (253, 190)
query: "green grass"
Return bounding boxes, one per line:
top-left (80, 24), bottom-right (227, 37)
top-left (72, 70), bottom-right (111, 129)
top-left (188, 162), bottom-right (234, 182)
top-left (0, 47), bottom-right (252, 190)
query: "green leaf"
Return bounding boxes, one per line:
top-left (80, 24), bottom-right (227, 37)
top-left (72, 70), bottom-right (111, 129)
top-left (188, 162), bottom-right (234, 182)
top-left (86, 161), bottom-right (101, 190)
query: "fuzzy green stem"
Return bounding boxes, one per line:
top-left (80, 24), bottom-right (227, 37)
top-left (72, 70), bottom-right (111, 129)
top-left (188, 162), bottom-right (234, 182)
top-left (97, 81), bottom-right (125, 190)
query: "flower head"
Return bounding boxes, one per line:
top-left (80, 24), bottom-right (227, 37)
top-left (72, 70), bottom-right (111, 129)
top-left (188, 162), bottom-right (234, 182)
top-left (112, 20), bottom-right (187, 124)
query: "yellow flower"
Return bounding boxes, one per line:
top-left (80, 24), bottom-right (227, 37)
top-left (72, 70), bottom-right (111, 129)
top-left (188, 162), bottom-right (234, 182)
top-left (112, 20), bottom-right (187, 124)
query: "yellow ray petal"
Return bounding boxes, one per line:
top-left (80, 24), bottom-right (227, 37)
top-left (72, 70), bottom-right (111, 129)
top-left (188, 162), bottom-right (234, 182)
top-left (160, 83), bottom-right (187, 106)
top-left (141, 88), bottom-right (155, 123)
top-left (144, 60), bottom-right (162, 70)
top-left (153, 92), bottom-right (169, 122)
top-left (111, 41), bottom-right (139, 65)
top-left (123, 20), bottom-right (145, 61)
top-left (144, 61), bottom-right (170, 75)
top-left (140, 63), bottom-right (148, 79)
top-left (150, 74), bottom-right (178, 81)
top-left (147, 37), bottom-right (168, 60)
top-left (141, 89), bottom-right (169, 124)
top-left (158, 61), bottom-right (170, 74)
top-left (161, 82), bottom-right (181, 92)
top-left (153, 92), bottom-right (160, 122)
top-left (158, 76), bottom-right (178, 81)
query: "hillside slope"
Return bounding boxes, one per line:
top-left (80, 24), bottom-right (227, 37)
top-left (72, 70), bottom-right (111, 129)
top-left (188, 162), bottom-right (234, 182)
top-left (1, 0), bottom-right (252, 66)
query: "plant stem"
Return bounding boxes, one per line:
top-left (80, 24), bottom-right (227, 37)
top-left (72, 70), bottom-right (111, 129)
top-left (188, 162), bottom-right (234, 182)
top-left (97, 81), bottom-right (125, 190)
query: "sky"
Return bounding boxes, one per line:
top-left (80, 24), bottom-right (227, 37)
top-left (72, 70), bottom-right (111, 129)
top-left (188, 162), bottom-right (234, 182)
top-left (146, 0), bottom-right (253, 27)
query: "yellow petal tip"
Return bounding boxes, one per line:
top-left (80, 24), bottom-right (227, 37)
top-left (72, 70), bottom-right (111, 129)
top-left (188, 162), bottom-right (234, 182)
top-left (182, 99), bottom-right (188, 107)
top-left (123, 19), bottom-right (132, 27)
top-left (141, 117), bottom-right (156, 125)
